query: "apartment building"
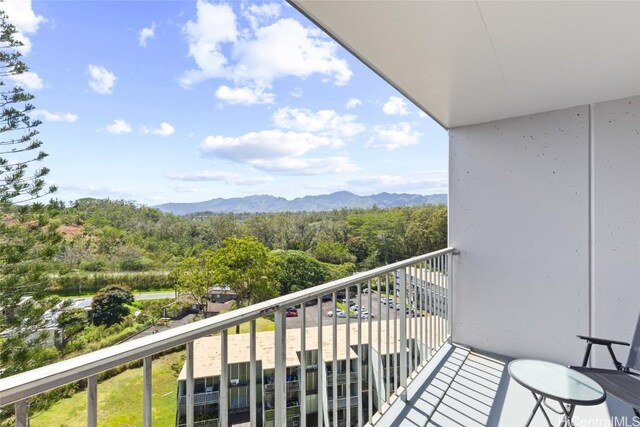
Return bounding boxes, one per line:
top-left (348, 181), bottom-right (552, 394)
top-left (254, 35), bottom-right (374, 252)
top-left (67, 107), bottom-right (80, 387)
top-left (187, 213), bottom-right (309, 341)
top-left (176, 321), bottom-right (423, 427)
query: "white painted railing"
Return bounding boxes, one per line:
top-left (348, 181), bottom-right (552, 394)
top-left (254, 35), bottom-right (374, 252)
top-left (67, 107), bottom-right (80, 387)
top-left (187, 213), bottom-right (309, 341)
top-left (0, 248), bottom-right (455, 427)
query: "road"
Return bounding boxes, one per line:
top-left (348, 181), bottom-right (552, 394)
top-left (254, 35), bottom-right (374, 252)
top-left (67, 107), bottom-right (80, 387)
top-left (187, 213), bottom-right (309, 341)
top-left (133, 291), bottom-right (176, 300)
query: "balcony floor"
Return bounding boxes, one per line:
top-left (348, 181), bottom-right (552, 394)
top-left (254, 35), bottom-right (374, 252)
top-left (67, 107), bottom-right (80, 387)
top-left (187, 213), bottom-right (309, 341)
top-left (378, 343), bottom-right (637, 427)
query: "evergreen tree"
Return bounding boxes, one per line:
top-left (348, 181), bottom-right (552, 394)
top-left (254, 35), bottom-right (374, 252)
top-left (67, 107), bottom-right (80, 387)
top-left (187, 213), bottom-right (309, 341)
top-left (0, 10), bottom-right (61, 377)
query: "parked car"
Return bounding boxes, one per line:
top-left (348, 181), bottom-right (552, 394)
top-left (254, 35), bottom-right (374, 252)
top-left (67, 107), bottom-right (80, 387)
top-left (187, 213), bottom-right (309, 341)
top-left (380, 298), bottom-right (389, 304)
top-left (328, 309), bottom-right (344, 317)
top-left (286, 310), bottom-right (298, 317)
top-left (321, 294), bottom-right (332, 302)
top-left (362, 288), bottom-right (370, 294)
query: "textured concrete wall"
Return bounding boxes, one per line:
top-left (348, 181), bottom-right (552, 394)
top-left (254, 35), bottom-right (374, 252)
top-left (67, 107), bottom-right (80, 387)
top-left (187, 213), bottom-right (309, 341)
top-left (449, 95), bottom-right (639, 365)
top-left (592, 96), bottom-right (640, 366)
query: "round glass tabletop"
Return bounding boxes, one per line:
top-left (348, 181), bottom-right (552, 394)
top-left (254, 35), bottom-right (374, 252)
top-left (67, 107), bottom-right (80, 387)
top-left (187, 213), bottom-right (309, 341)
top-left (508, 359), bottom-right (606, 405)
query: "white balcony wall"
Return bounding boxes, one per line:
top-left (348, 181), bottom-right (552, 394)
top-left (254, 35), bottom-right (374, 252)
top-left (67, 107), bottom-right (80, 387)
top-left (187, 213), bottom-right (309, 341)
top-left (592, 96), bottom-right (640, 366)
top-left (450, 95), bottom-right (640, 365)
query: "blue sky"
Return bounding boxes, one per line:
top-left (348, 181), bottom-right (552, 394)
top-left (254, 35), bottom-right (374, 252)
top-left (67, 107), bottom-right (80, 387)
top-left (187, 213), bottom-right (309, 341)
top-left (7, 0), bottom-right (447, 206)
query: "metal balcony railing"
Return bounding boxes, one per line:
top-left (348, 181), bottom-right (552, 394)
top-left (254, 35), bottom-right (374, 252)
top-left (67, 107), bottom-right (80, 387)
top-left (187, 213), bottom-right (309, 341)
top-left (178, 419), bottom-right (218, 427)
top-left (264, 404), bottom-right (301, 421)
top-left (0, 247), bottom-right (454, 427)
top-left (326, 372), bottom-right (359, 383)
top-left (328, 395), bottom-right (360, 410)
top-left (264, 379), bottom-right (299, 392)
top-left (178, 391), bottom-right (220, 406)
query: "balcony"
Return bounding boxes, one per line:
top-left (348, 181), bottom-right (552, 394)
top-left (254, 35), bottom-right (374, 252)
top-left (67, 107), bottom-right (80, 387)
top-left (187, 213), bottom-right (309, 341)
top-left (178, 420), bottom-right (218, 427)
top-left (0, 248), bottom-right (453, 427)
top-left (264, 379), bottom-right (299, 393)
top-left (327, 395), bottom-right (359, 410)
top-left (1, 247), bottom-right (636, 427)
top-left (264, 405), bottom-right (300, 421)
top-left (178, 391), bottom-right (220, 407)
top-left (326, 372), bottom-right (359, 384)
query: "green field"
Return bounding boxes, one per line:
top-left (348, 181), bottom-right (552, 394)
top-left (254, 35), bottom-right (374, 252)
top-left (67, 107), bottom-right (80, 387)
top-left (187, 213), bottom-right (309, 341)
top-left (227, 317), bottom-right (274, 334)
top-left (29, 320), bottom-right (273, 427)
top-left (30, 351), bottom-right (184, 427)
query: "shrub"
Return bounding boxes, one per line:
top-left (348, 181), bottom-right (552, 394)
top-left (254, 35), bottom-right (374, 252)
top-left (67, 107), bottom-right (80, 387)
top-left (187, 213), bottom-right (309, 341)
top-left (91, 285), bottom-right (134, 326)
top-left (79, 259), bottom-right (108, 272)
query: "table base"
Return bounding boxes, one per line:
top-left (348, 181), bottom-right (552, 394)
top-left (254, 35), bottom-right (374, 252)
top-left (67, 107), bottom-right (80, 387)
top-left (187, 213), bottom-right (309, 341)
top-left (526, 391), bottom-right (576, 427)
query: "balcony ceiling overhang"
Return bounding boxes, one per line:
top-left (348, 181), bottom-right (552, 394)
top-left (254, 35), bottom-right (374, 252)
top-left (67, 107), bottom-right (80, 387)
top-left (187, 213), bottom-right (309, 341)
top-left (289, 0), bottom-right (640, 129)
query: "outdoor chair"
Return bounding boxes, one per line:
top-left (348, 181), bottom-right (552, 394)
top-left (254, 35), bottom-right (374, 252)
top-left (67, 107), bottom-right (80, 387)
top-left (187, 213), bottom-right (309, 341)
top-left (571, 311), bottom-right (640, 416)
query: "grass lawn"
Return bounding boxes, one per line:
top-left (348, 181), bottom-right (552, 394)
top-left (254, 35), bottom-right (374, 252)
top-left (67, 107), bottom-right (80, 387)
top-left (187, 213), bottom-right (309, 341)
top-left (227, 317), bottom-right (274, 334)
top-left (30, 351), bottom-right (184, 427)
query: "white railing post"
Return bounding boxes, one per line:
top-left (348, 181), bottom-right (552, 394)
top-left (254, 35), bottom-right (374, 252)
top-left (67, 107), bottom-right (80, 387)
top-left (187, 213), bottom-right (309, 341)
top-left (357, 284), bottom-right (363, 427)
top-left (143, 356), bottom-right (152, 427)
top-left (220, 331), bottom-right (228, 427)
top-left (250, 320), bottom-right (257, 427)
top-left (274, 309), bottom-right (286, 426)
top-left (399, 269), bottom-right (408, 402)
top-left (345, 286), bottom-right (351, 425)
top-left (367, 279), bottom-right (373, 420)
top-left (332, 292), bottom-right (338, 426)
top-left (87, 375), bottom-right (97, 427)
top-left (300, 304), bottom-right (307, 427)
top-left (14, 399), bottom-right (27, 427)
top-left (449, 251), bottom-right (455, 339)
top-left (317, 296), bottom-right (324, 427)
top-left (186, 341), bottom-right (194, 427)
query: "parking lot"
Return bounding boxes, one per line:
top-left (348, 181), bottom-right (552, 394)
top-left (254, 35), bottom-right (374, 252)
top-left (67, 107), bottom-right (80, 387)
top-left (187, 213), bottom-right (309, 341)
top-left (284, 291), bottom-right (405, 329)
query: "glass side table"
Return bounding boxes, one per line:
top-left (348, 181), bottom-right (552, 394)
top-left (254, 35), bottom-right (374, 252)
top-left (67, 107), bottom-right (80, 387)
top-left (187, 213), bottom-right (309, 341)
top-left (508, 359), bottom-right (606, 427)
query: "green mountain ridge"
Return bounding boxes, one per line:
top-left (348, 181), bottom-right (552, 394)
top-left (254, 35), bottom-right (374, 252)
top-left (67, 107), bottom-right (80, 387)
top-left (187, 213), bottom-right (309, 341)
top-left (154, 191), bottom-right (447, 215)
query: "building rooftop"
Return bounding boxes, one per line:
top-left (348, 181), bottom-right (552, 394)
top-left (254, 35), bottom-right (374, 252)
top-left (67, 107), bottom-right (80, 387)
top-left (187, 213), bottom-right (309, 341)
top-left (178, 319), bottom-right (437, 380)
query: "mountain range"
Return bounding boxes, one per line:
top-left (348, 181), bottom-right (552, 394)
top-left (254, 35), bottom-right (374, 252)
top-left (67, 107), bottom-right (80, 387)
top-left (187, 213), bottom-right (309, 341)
top-left (154, 191), bottom-right (447, 215)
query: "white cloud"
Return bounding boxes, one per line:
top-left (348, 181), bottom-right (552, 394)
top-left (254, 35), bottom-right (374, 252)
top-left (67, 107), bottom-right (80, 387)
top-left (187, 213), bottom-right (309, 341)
top-left (383, 96), bottom-right (410, 116)
top-left (104, 119), bottom-right (132, 134)
top-left (346, 171), bottom-right (448, 194)
top-left (215, 85), bottom-right (274, 105)
top-left (272, 107), bottom-right (365, 138)
top-left (173, 184), bottom-right (197, 193)
top-left (345, 98), bottom-right (362, 109)
top-left (201, 130), bottom-right (342, 161)
top-left (139, 22), bottom-right (156, 47)
top-left (34, 110), bottom-right (78, 123)
top-left (250, 156), bottom-right (357, 175)
top-left (142, 122), bottom-right (176, 136)
top-left (3, 0), bottom-right (45, 54)
top-left (366, 122), bottom-right (421, 151)
top-left (180, 1), bottom-right (238, 87)
top-left (242, 2), bottom-right (281, 30)
top-left (88, 65), bottom-right (117, 94)
top-left (233, 18), bottom-right (351, 86)
top-left (9, 71), bottom-right (44, 90)
top-left (166, 170), bottom-right (273, 185)
top-left (181, 1), bottom-right (351, 102)
top-left (290, 87), bottom-right (303, 98)
top-left (199, 129), bottom-right (352, 175)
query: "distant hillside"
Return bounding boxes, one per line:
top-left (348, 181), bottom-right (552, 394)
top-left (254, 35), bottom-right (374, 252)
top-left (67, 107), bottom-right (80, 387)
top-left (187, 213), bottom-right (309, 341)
top-left (154, 191), bottom-right (447, 215)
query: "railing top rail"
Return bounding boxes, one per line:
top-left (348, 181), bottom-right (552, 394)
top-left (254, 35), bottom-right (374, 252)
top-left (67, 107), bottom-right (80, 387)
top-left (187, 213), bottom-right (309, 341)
top-left (0, 247), bottom-right (454, 406)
